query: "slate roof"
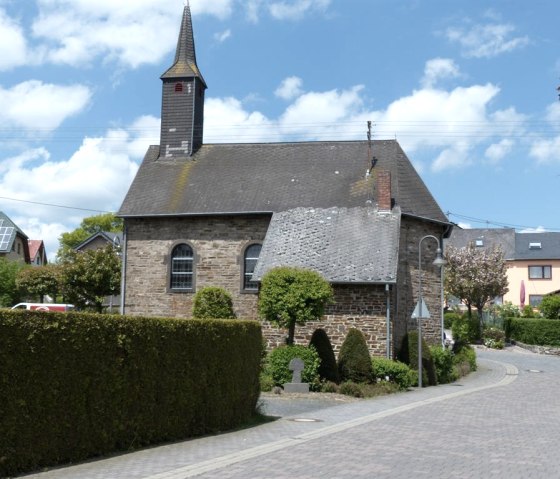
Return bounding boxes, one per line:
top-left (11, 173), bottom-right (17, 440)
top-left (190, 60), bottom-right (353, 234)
top-left (160, 5), bottom-right (206, 86)
top-left (514, 232), bottom-right (560, 260)
top-left (252, 206), bottom-right (401, 284)
top-left (118, 140), bottom-right (448, 224)
top-left (445, 228), bottom-right (516, 259)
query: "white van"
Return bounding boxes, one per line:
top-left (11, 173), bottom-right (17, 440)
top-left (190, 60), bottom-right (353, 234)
top-left (11, 303), bottom-right (75, 312)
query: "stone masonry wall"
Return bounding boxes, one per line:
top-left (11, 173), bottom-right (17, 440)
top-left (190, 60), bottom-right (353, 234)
top-left (394, 216), bottom-right (446, 350)
top-left (123, 214), bottom-right (446, 358)
top-left (124, 215), bottom-right (269, 318)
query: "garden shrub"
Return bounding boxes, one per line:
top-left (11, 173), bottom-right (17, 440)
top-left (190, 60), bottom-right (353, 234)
top-left (338, 328), bottom-right (372, 383)
top-left (265, 345), bottom-right (320, 388)
top-left (371, 357), bottom-right (416, 390)
top-left (521, 305), bottom-right (537, 318)
top-left (451, 315), bottom-right (480, 344)
top-left (429, 346), bottom-right (459, 384)
top-left (453, 343), bottom-right (477, 374)
top-left (192, 286), bottom-right (236, 319)
top-left (505, 318), bottom-right (560, 346)
top-left (483, 327), bottom-right (505, 349)
top-left (339, 381), bottom-right (363, 398)
top-left (539, 295), bottom-right (560, 320)
top-left (444, 312), bottom-right (462, 329)
top-left (309, 328), bottom-right (340, 384)
top-left (320, 381), bottom-right (340, 393)
top-left (396, 330), bottom-right (437, 386)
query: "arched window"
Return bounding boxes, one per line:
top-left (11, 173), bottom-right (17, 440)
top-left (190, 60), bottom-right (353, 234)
top-left (243, 244), bottom-right (262, 291)
top-left (174, 82), bottom-right (183, 92)
top-left (170, 243), bottom-right (194, 290)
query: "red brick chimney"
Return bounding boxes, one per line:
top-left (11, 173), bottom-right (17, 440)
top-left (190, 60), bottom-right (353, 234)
top-left (377, 170), bottom-right (392, 211)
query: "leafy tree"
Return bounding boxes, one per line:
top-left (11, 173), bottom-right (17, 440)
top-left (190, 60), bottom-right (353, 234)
top-left (444, 244), bottom-right (509, 332)
top-left (539, 295), bottom-right (560, 319)
top-left (57, 213), bottom-right (122, 262)
top-left (62, 245), bottom-right (121, 312)
top-left (258, 266), bottom-right (333, 345)
top-left (0, 258), bottom-right (26, 307)
top-left (192, 287), bottom-right (235, 319)
top-left (16, 264), bottom-right (62, 302)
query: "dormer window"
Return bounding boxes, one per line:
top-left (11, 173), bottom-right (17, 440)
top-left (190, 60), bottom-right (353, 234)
top-left (174, 82), bottom-right (183, 92)
top-left (529, 242), bottom-right (542, 250)
top-left (475, 239), bottom-right (484, 247)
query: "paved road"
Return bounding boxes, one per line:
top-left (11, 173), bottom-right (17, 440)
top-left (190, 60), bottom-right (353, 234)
top-left (23, 346), bottom-right (560, 479)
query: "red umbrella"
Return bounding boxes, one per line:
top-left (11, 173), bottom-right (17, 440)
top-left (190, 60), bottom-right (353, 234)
top-left (520, 280), bottom-right (526, 309)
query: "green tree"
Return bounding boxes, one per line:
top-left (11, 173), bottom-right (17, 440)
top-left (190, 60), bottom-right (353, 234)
top-left (16, 264), bottom-right (62, 302)
top-left (62, 245), bottom-right (121, 312)
top-left (57, 213), bottom-right (122, 262)
top-left (444, 244), bottom-right (509, 333)
top-left (539, 295), bottom-right (560, 319)
top-left (258, 266), bottom-right (333, 345)
top-left (0, 258), bottom-right (26, 307)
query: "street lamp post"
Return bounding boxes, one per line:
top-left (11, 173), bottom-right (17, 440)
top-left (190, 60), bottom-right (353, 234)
top-left (417, 235), bottom-right (446, 388)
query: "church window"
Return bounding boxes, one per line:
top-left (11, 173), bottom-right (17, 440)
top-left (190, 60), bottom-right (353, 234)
top-left (242, 243), bottom-right (262, 291)
top-left (170, 243), bottom-right (194, 290)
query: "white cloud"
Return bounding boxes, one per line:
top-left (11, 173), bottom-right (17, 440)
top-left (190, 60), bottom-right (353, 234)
top-left (269, 0), bottom-right (331, 21)
top-left (485, 139), bottom-right (514, 164)
top-left (431, 142), bottom-right (472, 172)
top-left (214, 29), bottom-right (231, 43)
top-left (446, 23), bottom-right (529, 58)
top-left (30, 0), bottom-right (234, 68)
top-left (529, 136), bottom-right (560, 164)
top-left (421, 58), bottom-right (460, 88)
top-left (246, 0), bottom-right (263, 23)
top-left (0, 117), bottom-right (158, 259)
top-left (519, 226), bottom-right (547, 233)
top-left (545, 102), bottom-right (560, 125)
top-left (0, 80), bottom-right (91, 131)
top-left (457, 222), bottom-right (472, 229)
top-left (0, 9), bottom-right (28, 70)
top-left (275, 76), bottom-right (304, 100)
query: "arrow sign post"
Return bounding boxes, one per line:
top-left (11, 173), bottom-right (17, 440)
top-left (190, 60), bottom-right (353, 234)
top-left (411, 297), bottom-right (431, 388)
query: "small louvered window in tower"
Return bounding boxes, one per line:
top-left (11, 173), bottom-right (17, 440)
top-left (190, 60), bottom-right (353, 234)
top-left (174, 82), bottom-right (183, 92)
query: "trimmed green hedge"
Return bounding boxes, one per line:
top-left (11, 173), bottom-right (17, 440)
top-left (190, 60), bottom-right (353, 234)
top-left (505, 317), bottom-right (560, 346)
top-left (0, 310), bottom-right (262, 477)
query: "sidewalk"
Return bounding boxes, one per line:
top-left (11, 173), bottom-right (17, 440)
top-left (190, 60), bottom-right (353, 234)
top-left (23, 357), bottom-right (516, 479)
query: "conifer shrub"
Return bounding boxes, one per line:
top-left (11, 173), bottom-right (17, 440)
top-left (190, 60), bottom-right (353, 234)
top-left (337, 328), bottom-right (372, 383)
top-left (309, 328), bottom-right (340, 384)
top-left (192, 286), bottom-right (235, 319)
top-left (397, 330), bottom-right (437, 386)
top-left (265, 345), bottom-right (320, 388)
top-left (371, 357), bottom-right (416, 390)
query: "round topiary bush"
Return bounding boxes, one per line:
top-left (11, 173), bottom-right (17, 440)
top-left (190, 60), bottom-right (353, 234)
top-left (337, 328), bottom-right (372, 383)
top-left (265, 345), bottom-right (320, 388)
top-left (396, 330), bottom-right (437, 386)
top-left (309, 328), bottom-right (340, 384)
top-left (192, 286), bottom-right (236, 319)
top-left (371, 357), bottom-right (416, 390)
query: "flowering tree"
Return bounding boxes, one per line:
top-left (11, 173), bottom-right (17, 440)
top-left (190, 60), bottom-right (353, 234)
top-left (444, 244), bottom-right (509, 328)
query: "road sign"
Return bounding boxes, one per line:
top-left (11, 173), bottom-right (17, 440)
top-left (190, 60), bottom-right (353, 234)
top-left (411, 298), bottom-right (431, 319)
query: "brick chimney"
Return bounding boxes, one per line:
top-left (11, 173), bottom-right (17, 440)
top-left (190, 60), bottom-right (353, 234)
top-left (377, 170), bottom-right (392, 211)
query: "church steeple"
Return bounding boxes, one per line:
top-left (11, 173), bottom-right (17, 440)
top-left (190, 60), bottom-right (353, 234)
top-left (159, 4), bottom-right (206, 158)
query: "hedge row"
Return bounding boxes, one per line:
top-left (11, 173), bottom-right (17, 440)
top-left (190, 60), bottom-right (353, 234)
top-left (505, 317), bottom-right (560, 346)
top-left (0, 311), bottom-right (262, 477)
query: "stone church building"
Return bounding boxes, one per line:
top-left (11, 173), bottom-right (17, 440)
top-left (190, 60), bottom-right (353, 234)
top-left (118, 5), bottom-right (452, 357)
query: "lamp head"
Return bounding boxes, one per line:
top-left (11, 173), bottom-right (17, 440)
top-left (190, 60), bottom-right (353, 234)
top-left (432, 248), bottom-right (446, 267)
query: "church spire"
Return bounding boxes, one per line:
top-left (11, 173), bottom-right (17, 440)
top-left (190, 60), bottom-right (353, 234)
top-left (161, 3), bottom-right (206, 86)
top-left (159, 4), bottom-right (207, 158)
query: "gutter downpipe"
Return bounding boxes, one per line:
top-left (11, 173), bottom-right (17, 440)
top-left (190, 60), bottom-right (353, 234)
top-left (386, 283), bottom-right (391, 358)
top-left (120, 225), bottom-right (128, 315)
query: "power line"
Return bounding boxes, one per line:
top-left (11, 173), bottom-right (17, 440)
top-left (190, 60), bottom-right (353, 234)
top-left (0, 196), bottom-right (112, 214)
top-left (446, 211), bottom-right (560, 232)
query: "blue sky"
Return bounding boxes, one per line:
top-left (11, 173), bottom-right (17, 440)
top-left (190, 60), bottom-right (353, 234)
top-left (1, 0), bottom-right (559, 260)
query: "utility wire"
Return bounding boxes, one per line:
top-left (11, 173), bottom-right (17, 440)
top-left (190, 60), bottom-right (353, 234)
top-left (446, 211), bottom-right (560, 232)
top-left (0, 196), bottom-right (112, 214)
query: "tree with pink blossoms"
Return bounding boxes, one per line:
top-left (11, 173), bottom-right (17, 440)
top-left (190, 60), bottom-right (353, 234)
top-left (444, 244), bottom-right (509, 331)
